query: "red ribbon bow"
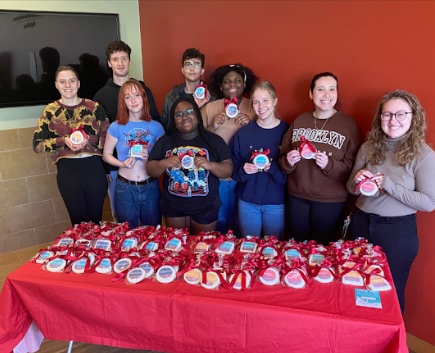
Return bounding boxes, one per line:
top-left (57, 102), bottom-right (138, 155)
top-left (353, 174), bottom-right (384, 193)
top-left (298, 136), bottom-right (316, 154)
top-left (250, 148), bottom-right (270, 160)
top-left (196, 81), bottom-right (207, 90)
top-left (71, 126), bottom-right (89, 139)
top-left (224, 97), bottom-right (238, 107)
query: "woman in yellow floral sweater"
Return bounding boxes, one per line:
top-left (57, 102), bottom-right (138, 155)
top-left (33, 65), bottom-right (109, 225)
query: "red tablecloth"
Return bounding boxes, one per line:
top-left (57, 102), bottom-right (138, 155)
top-left (0, 262), bottom-right (407, 353)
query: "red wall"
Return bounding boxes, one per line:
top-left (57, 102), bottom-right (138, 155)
top-left (139, 0), bottom-right (435, 344)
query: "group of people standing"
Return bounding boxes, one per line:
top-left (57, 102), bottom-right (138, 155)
top-left (32, 41), bottom-right (435, 313)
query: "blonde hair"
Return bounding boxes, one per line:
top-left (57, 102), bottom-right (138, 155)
top-left (55, 65), bottom-right (79, 80)
top-left (251, 80), bottom-right (277, 101)
top-left (366, 90), bottom-right (427, 166)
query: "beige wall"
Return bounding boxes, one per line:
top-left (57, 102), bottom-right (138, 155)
top-left (0, 128), bottom-right (69, 254)
top-left (0, 127), bottom-right (113, 255)
top-left (0, 0), bottom-right (142, 130)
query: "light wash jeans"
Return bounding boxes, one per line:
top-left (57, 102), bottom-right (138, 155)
top-left (238, 199), bottom-right (285, 240)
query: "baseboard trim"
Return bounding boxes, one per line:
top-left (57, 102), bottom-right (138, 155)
top-left (407, 333), bottom-right (435, 353)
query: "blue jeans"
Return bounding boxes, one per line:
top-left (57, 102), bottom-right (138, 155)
top-left (115, 178), bottom-right (161, 229)
top-left (238, 199), bottom-right (285, 240)
top-left (108, 170), bottom-right (118, 221)
top-left (216, 179), bottom-right (238, 235)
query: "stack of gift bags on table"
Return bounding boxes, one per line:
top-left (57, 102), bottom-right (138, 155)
top-left (32, 221), bottom-right (391, 291)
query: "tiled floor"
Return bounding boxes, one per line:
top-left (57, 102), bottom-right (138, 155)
top-left (0, 245), bottom-right (419, 353)
top-left (0, 243), bottom-right (49, 289)
top-left (0, 244), bottom-right (159, 353)
top-left (38, 340), bottom-right (157, 353)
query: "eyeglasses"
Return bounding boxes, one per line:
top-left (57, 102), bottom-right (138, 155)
top-left (174, 108), bottom-right (195, 120)
top-left (183, 62), bottom-right (202, 70)
top-left (380, 111), bottom-right (412, 121)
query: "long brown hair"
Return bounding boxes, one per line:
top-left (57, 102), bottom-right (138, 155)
top-left (116, 79), bottom-right (151, 125)
top-left (366, 90), bottom-right (427, 166)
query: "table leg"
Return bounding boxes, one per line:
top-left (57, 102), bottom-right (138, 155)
top-left (66, 341), bottom-right (74, 353)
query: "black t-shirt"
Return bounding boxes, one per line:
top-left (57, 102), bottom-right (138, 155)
top-left (149, 132), bottom-right (231, 214)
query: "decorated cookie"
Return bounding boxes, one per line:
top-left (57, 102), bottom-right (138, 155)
top-left (126, 267), bottom-right (146, 284)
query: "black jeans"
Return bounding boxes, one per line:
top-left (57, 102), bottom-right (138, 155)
top-left (56, 156), bottom-right (108, 225)
top-left (285, 194), bottom-right (346, 244)
top-left (349, 209), bottom-right (418, 314)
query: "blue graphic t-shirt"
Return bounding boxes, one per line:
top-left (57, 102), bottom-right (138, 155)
top-left (108, 120), bottom-right (165, 161)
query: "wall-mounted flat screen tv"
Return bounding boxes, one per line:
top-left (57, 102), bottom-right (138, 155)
top-left (0, 10), bottom-right (120, 108)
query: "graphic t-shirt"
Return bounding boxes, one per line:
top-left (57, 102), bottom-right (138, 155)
top-left (165, 145), bottom-right (210, 198)
top-left (108, 120), bottom-right (165, 161)
top-left (149, 132), bottom-right (231, 214)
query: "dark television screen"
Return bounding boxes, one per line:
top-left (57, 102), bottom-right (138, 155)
top-left (0, 10), bottom-right (120, 108)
